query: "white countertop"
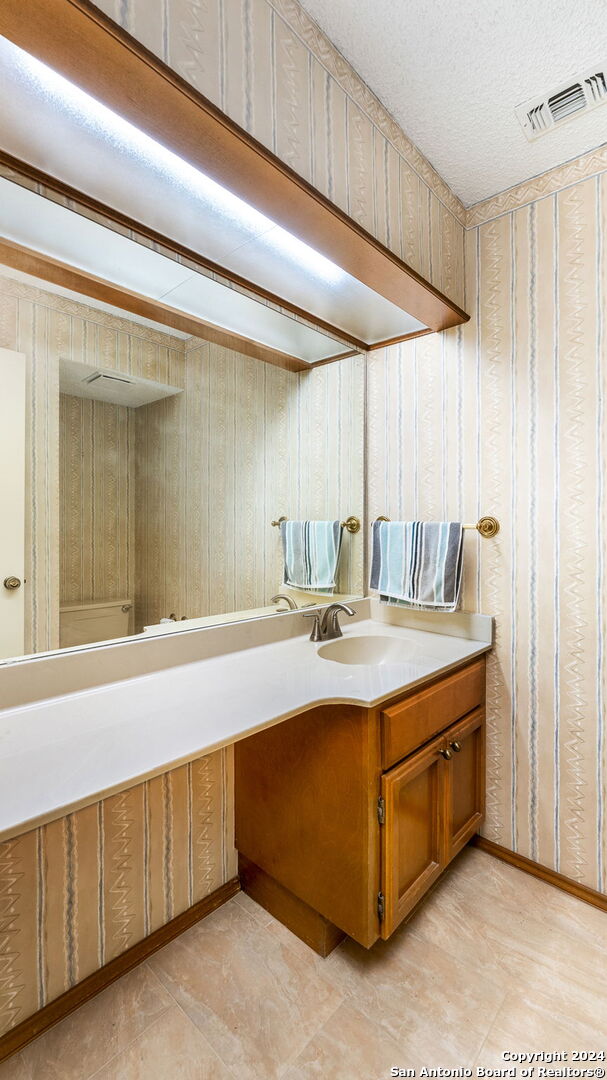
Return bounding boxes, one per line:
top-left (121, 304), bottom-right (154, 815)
top-left (0, 615), bottom-right (491, 841)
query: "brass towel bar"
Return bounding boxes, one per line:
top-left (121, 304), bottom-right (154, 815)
top-left (271, 515), bottom-right (361, 535)
top-left (374, 515), bottom-right (500, 538)
top-left (271, 516), bottom-right (500, 538)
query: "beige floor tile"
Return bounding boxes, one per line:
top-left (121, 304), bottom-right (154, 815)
top-left (449, 847), bottom-right (549, 899)
top-left (91, 1006), bottom-right (235, 1080)
top-left (475, 983), bottom-right (607, 1068)
top-left (5, 850), bottom-right (607, 1079)
top-left (445, 849), bottom-right (548, 922)
top-left (232, 890), bottom-right (275, 927)
top-left (16, 966), bottom-right (173, 1080)
top-left (312, 920), bottom-right (507, 1067)
top-left (452, 850), bottom-right (607, 952)
top-left (0, 1052), bottom-right (31, 1079)
top-left (284, 1002), bottom-right (407, 1080)
top-left (409, 856), bottom-right (607, 999)
top-left (149, 899), bottom-right (344, 1080)
top-left (405, 874), bottom-right (514, 982)
top-left (449, 846), bottom-right (607, 959)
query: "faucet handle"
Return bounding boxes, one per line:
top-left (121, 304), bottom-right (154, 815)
top-left (320, 603), bottom-right (355, 638)
top-left (302, 610), bottom-right (323, 642)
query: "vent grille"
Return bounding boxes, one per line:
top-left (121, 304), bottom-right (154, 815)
top-left (516, 63), bottom-right (607, 140)
top-left (585, 71), bottom-right (607, 101)
top-left (547, 83), bottom-right (586, 123)
top-left (84, 371), bottom-right (134, 386)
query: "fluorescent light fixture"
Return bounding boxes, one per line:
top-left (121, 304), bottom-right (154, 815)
top-left (5, 38), bottom-right (345, 285)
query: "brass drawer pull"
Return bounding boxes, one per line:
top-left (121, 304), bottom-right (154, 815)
top-left (450, 741), bottom-right (462, 753)
top-left (439, 747), bottom-right (452, 760)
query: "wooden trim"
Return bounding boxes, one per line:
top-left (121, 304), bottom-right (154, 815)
top-left (0, 877), bottom-right (240, 1065)
top-left (472, 837), bottom-right (607, 913)
top-left (0, 150), bottom-right (367, 356)
top-left (0, 0), bottom-right (469, 338)
top-left (0, 237), bottom-right (319, 372)
top-left (367, 328), bottom-right (436, 350)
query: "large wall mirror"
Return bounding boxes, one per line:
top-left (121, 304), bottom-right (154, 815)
top-left (0, 175), bottom-right (365, 664)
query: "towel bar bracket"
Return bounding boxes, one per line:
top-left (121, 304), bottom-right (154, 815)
top-left (470, 516), bottom-right (500, 538)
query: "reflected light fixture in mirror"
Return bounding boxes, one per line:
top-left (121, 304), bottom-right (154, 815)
top-left (0, 34), bottom-right (431, 347)
top-left (2, 41), bottom-right (345, 287)
top-left (0, 177), bottom-right (351, 366)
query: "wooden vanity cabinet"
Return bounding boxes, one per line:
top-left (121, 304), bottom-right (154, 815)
top-left (235, 656), bottom-right (486, 954)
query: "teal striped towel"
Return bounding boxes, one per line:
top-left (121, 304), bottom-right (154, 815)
top-left (370, 520), bottom-right (464, 611)
top-left (280, 520), bottom-right (342, 592)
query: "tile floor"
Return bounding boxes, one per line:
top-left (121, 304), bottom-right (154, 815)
top-left (2, 847), bottom-right (606, 1079)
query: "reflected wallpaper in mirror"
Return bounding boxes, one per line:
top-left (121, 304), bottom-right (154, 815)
top-left (0, 270), bottom-right (364, 661)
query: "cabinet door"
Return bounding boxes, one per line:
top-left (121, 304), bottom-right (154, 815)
top-left (444, 708), bottom-right (485, 862)
top-left (380, 735), bottom-right (447, 939)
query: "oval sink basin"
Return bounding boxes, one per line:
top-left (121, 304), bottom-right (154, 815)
top-left (317, 635), bottom-right (418, 666)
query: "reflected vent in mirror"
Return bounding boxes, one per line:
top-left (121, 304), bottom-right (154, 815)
top-left (84, 371), bottom-right (134, 386)
top-left (59, 359), bottom-right (183, 407)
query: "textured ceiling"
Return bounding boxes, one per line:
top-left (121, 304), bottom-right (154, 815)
top-left (300, 0), bottom-right (607, 206)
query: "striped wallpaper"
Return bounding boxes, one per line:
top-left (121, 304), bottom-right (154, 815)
top-left (0, 749), bottom-right (234, 1037)
top-left (60, 394), bottom-right (136, 611)
top-left (368, 168), bottom-right (607, 894)
top-left (134, 340), bottom-right (364, 631)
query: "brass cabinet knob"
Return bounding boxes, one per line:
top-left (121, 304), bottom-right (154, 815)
top-left (3, 576), bottom-right (21, 590)
top-left (439, 747), bottom-right (452, 760)
top-left (450, 741), bottom-right (462, 753)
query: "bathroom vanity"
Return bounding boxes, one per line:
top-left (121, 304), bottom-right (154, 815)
top-left (0, 600), bottom-right (491, 1060)
top-left (235, 654), bottom-right (486, 954)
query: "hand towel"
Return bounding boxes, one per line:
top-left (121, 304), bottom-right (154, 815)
top-left (369, 520), bottom-right (464, 611)
top-left (280, 520), bottom-right (342, 592)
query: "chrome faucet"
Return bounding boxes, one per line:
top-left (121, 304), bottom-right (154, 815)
top-left (270, 593), bottom-right (298, 610)
top-left (303, 602), bottom-right (355, 641)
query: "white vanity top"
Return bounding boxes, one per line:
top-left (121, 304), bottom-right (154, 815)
top-left (0, 606), bottom-right (492, 841)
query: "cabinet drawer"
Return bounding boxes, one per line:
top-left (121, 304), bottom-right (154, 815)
top-left (381, 658), bottom-right (485, 769)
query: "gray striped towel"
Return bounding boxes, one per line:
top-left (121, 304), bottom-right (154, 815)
top-left (280, 520), bottom-right (342, 592)
top-left (369, 520), bottom-right (464, 611)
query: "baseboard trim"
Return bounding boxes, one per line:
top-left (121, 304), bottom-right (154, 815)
top-left (472, 837), bottom-right (607, 912)
top-left (0, 876), bottom-right (240, 1064)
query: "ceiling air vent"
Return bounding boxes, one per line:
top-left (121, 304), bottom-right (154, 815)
top-left (516, 63), bottom-right (607, 140)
